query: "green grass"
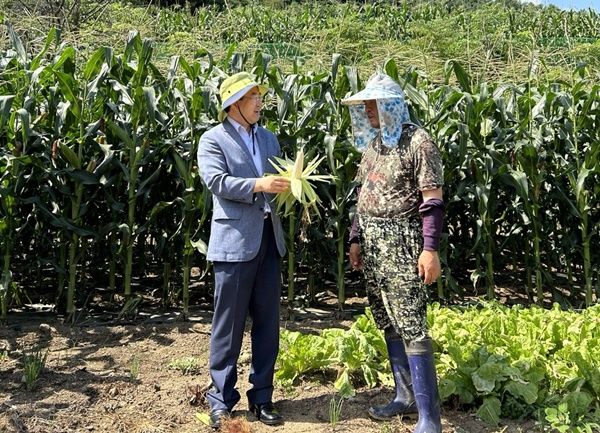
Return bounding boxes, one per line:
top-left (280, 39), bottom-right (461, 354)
top-left (22, 349), bottom-right (48, 391)
top-left (129, 356), bottom-right (141, 381)
top-left (167, 357), bottom-right (201, 375)
top-left (329, 395), bottom-right (344, 429)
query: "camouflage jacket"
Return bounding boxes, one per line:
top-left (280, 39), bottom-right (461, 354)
top-left (355, 125), bottom-right (444, 220)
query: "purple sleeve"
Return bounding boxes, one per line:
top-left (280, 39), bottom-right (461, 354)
top-left (349, 187), bottom-right (361, 244)
top-left (349, 215), bottom-right (360, 244)
top-left (419, 198), bottom-right (444, 251)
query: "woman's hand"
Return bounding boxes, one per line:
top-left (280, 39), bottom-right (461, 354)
top-left (418, 250), bottom-right (441, 284)
top-left (349, 243), bottom-right (363, 271)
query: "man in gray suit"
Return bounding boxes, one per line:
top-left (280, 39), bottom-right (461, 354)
top-left (197, 72), bottom-right (290, 429)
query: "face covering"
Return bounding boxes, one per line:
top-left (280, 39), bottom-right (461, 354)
top-left (342, 73), bottom-right (413, 151)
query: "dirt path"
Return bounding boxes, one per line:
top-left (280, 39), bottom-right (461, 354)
top-left (1, 307), bottom-right (536, 433)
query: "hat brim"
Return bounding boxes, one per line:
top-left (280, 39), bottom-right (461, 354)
top-left (218, 83), bottom-right (269, 122)
top-left (341, 87), bottom-right (404, 105)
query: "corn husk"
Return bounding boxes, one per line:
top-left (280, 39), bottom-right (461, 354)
top-left (268, 148), bottom-right (334, 219)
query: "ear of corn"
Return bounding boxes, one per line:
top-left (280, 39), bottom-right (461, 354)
top-left (268, 148), bottom-right (334, 220)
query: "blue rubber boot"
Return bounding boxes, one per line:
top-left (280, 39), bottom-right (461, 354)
top-left (406, 339), bottom-right (442, 433)
top-left (368, 329), bottom-right (417, 420)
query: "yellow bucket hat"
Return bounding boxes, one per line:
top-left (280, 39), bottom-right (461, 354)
top-left (218, 72), bottom-right (269, 122)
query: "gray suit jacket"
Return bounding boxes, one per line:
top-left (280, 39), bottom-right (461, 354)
top-left (197, 120), bottom-right (287, 262)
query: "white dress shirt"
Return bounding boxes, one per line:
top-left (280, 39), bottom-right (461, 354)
top-left (227, 117), bottom-right (263, 175)
top-left (227, 117), bottom-right (272, 215)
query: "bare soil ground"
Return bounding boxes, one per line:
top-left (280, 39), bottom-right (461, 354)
top-left (0, 296), bottom-right (538, 433)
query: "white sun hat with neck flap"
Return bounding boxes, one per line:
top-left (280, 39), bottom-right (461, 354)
top-left (341, 73), bottom-right (413, 151)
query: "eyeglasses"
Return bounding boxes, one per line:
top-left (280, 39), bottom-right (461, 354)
top-left (241, 94), bottom-right (264, 103)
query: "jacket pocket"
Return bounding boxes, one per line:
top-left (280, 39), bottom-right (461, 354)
top-left (212, 205), bottom-right (243, 220)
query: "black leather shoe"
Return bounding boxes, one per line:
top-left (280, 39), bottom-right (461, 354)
top-left (209, 409), bottom-right (230, 430)
top-left (249, 402), bottom-right (283, 426)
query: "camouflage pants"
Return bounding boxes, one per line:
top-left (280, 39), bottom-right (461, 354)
top-left (359, 215), bottom-right (429, 342)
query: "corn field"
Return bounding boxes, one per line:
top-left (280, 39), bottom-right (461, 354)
top-left (0, 22), bottom-right (599, 322)
top-left (3, 0), bottom-right (600, 82)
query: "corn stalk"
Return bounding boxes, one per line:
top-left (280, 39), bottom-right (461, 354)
top-left (106, 33), bottom-right (155, 302)
top-left (52, 44), bottom-right (110, 315)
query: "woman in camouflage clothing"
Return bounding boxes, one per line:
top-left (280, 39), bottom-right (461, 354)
top-left (342, 73), bottom-right (444, 433)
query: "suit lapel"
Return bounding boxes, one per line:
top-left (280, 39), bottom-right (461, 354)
top-left (256, 128), bottom-right (274, 174)
top-left (222, 120), bottom-right (260, 177)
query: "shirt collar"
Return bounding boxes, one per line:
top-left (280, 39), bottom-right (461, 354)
top-left (227, 116), bottom-right (256, 136)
